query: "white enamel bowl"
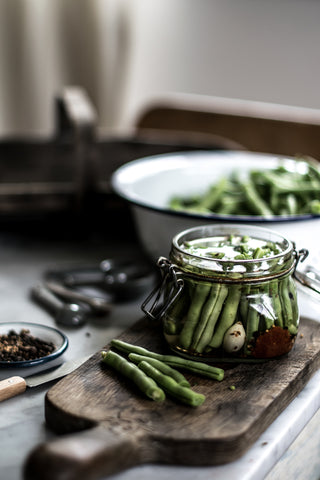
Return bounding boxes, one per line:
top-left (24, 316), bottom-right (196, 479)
top-left (111, 150), bottom-right (320, 261)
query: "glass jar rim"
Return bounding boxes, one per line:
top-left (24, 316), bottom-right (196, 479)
top-left (170, 223), bottom-right (296, 281)
top-left (172, 224), bottom-right (294, 264)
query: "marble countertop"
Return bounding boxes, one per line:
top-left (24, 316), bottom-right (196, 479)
top-left (1, 229), bottom-right (320, 480)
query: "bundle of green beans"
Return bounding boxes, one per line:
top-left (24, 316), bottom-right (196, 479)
top-left (166, 274), bottom-right (298, 357)
top-left (101, 340), bottom-right (225, 407)
top-left (169, 161), bottom-right (320, 217)
top-left (163, 235), bottom-right (299, 357)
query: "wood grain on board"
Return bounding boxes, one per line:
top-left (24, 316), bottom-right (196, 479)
top-left (24, 316), bottom-right (320, 480)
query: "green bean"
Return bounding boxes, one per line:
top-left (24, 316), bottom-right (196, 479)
top-left (286, 194), bottom-right (298, 215)
top-left (138, 360), bottom-right (205, 407)
top-left (239, 284), bottom-right (250, 324)
top-left (269, 280), bottom-right (283, 327)
top-left (164, 293), bottom-right (190, 335)
top-left (199, 176), bottom-right (227, 210)
top-left (101, 350), bottom-right (165, 402)
top-left (259, 285), bottom-right (275, 330)
top-left (215, 194), bottom-right (241, 214)
top-left (169, 195), bottom-right (205, 212)
top-left (179, 283), bottom-right (211, 349)
top-left (270, 185), bottom-right (279, 213)
top-left (280, 276), bottom-right (299, 334)
top-left (253, 247), bottom-right (267, 259)
top-left (261, 171), bottom-right (320, 194)
top-left (191, 284), bottom-right (228, 353)
top-left (306, 159), bottom-right (320, 181)
top-left (240, 178), bottom-right (274, 216)
top-left (208, 285), bottom-right (242, 349)
top-left (287, 276), bottom-right (299, 326)
top-left (110, 339), bottom-right (224, 381)
top-left (309, 199), bottom-right (320, 214)
top-left (244, 287), bottom-right (261, 354)
top-left (163, 317), bottom-right (177, 335)
top-left (190, 283), bottom-right (220, 347)
top-left (128, 353), bottom-right (191, 388)
top-left (208, 252), bottom-right (226, 259)
top-left (279, 276), bottom-right (294, 328)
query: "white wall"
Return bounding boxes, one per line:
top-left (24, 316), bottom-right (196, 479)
top-left (119, 0), bottom-right (320, 128)
top-left (0, 0), bottom-right (320, 136)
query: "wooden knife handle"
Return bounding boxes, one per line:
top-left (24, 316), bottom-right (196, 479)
top-left (0, 376), bottom-right (27, 401)
top-left (24, 424), bottom-right (144, 480)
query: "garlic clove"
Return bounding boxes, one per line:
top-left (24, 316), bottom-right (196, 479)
top-left (223, 321), bottom-right (246, 353)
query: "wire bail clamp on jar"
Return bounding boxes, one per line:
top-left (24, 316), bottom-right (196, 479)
top-left (293, 247), bottom-right (309, 273)
top-left (141, 257), bottom-right (184, 320)
top-left (292, 247), bottom-right (320, 298)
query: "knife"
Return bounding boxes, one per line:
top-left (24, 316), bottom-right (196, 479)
top-left (0, 355), bottom-right (90, 402)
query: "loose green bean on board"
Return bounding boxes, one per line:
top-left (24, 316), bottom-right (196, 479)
top-left (101, 350), bottom-right (165, 401)
top-left (138, 360), bottom-right (205, 407)
top-left (128, 353), bottom-right (191, 388)
top-left (111, 339), bottom-right (224, 381)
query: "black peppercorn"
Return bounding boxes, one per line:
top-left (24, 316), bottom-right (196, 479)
top-left (0, 329), bottom-right (55, 362)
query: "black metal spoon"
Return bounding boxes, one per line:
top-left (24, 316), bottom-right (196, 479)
top-left (31, 284), bottom-right (89, 327)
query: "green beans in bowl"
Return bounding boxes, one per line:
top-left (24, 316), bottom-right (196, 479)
top-left (111, 151), bottom-right (320, 260)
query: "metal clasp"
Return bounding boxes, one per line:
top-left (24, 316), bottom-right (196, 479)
top-left (141, 257), bottom-right (184, 320)
top-left (293, 248), bottom-right (320, 300)
top-left (293, 248), bottom-right (309, 273)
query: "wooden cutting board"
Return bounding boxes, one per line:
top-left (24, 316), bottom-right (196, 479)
top-left (24, 316), bottom-right (320, 480)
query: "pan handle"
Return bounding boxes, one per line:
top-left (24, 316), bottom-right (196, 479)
top-left (55, 86), bottom-right (98, 211)
top-left (55, 86), bottom-right (97, 144)
top-left (23, 424), bottom-right (145, 480)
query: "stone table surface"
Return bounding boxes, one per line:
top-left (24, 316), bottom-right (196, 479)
top-left (1, 230), bottom-right (320, 480)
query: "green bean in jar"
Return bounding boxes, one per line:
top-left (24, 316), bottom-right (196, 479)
top-left (145, 225), bottom-right (307, 362)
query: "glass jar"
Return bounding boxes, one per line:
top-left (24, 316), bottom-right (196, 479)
top-left (142, 224), bottom-right (309, 362)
